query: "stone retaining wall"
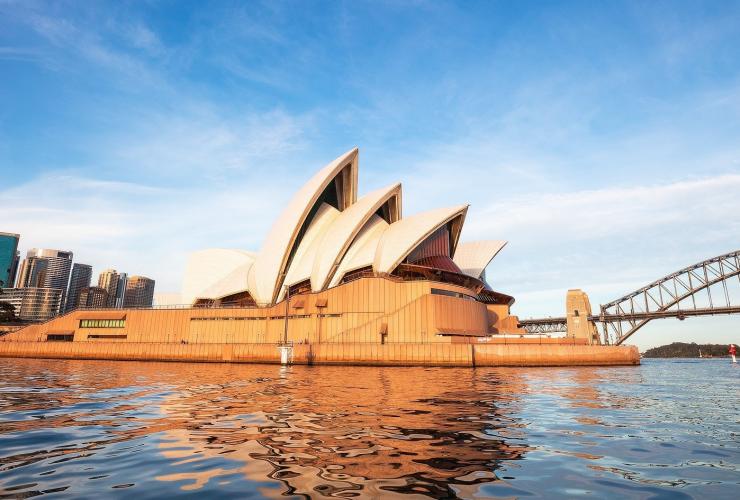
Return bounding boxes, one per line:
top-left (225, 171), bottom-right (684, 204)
top-left (0, 341), bottom-right (639, 367)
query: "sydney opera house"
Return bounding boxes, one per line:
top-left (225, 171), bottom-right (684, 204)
top-left (0, 149), bottom-right (638, 366)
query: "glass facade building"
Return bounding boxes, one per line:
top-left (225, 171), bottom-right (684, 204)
top-left (98, 269), bottom-right (121, 308)
top-left (123, 276), bottom-right (155, 308)
top-left (65, 263), bottom-right (93, 312)
top-left (0, 287), bottom-right (62, 322)
top-left (20, 249), bottom-right (73, 313)
top-left (0, 232), bottom-right (20, 288)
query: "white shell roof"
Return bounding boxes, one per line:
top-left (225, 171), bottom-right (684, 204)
top-left (453, 240), bottom-right (508, 279)
top-left (248, 148), bottom-right (358, 304)
top-left (328, 214), bottom-right (389, 288)
top-left (281, 202), bottom-right (340, 291)
top-left (181, 249), bottom-right (256, 305)
top-left (181, 149), bottom-right (510, 304)
top-left (373, 205), bottom-right (469, 274)
top-left (311, 183), bottom-right (401, 292)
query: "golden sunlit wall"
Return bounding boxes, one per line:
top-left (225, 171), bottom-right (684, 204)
top-left (5, 277), bottom-right (494, 345)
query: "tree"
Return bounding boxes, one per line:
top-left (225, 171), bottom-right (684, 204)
top-left (0, 302), bottom-right (16, 322)
top-left (0, 280), bottom-right (18, 322)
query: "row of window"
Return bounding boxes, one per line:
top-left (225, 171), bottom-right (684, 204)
top-left (430, 288), bottom-right (475, 301)
top-left (191, 317), bottom-right (262, 321)
top-left (47, 334), bottom-right (74, 342)
top-left (79, 319), bottom-right (126, 328)
top-left (190, 313), bottom-right (337, 322)
top-left (46, 333), bottom-right (128, 341)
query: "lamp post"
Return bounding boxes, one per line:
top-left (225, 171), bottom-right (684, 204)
top-left (279, 285), bottom-right (292, 365)
top-left (283, 285), bottom-right (289, 345)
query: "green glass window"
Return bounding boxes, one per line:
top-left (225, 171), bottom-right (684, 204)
top-left (79, 319), bottom-right (126, 328)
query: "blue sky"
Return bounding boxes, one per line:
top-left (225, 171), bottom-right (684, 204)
top-left (1, 0), bottom-right (739, 349)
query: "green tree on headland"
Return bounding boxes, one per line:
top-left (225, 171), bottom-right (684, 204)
top-left (642, 342), bottom-right (731, 358)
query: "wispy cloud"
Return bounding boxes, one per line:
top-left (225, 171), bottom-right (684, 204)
top-left (2, 0), bottom-right (740, 349)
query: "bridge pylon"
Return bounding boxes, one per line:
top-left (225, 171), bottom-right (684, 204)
top-left (566, 289), bottom-right (600, 344)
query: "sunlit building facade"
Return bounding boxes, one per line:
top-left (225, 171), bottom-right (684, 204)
top-left (98, 269), bottom-right (121, 308)
top-left (78, 286), bottom-right (109, 309)
top-left (123, 276), bottom-right (155, 308)
top-left (65, 263), bottom-right (93, 312)
top-left (0, 287), bottom-right (62, 322)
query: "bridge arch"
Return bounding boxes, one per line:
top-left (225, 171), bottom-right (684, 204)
top-left (601, 250), bottom-right (740, 345)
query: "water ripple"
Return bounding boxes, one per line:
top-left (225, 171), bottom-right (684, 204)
top-left (0, 359), bottom-right (738, 498)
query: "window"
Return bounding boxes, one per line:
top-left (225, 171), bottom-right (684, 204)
top-left (47, 334), bottom-right (74, 342)
top-left (79, 319), bottom-right (126, 328)
top-left (87, 334), bottom-right (127, 339)
top-left (431, 288), bottom-right (475, 300)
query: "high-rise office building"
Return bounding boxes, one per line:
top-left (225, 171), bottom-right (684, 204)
top-left (115, 272), bottom-right (128, 308)
top-left (65, 263), bottom-right (93, 312)
top-left (0, 287), bottom-right (62, 322)
top-left (20, 249), bottom-right (73, 311)
top-left (98, 269), bottom-right (120, 308)
top-left (0, 232), bottom-right (20, 288)
top-left (123, 276), bottom-right (155, 308)
top-left (17, 256), bottom-right (49, 288)
top-left (10, 250), bottom-right (20, 287)
top-left (78, 286), bottom-right (109, 309)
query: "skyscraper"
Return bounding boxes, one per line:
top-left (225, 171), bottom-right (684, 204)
top-left (0, 287), bottom-right (62, 322)
top-left (10, 251), bottom-right (20, 287)
top-left (21, 249), bottom-right (73, 310)
top-left (0, 232), bottom-right (20, 289)
top-left (123, 276), bottom-right (155, 308)
top-left (17, 256), bottom-right (49, 288)
top-left (98, 269), bottom-right (120, 308)
top-left (65, 263), bottom-right (93, 312)
top-left (115, 272), bottom-right (128, 308)
top-left (78, 286), bottom-right (109, 309)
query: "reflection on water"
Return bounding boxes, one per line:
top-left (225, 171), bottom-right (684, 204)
top-left (0, 359), bottom-right (738, 499)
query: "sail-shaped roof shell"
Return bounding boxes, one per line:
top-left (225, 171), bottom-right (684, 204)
top-left (182, 249), bottom-right (256, 305)
top-left (453, 240), bottom-right (508, 280)
top-left (372, 205), bottom-right (469, 274)
top-left (248, 148), bottom-right (358, 304)
top-left (281, 203), bottom-right (341, 292)
top-left (311, 183), bottom-right (401, 292)
top-left (328, 214), bottom-right (390, 288)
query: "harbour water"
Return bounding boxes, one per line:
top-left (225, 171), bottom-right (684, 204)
top-left (0, 358), bottom-right (737, 498)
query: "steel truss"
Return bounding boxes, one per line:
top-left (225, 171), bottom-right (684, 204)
top-left (517, 318), bottom-right (567, 334)
top-left (600, 250), bottom-right (740, 345)
top-left (517, 250), bottom-right (740, 343)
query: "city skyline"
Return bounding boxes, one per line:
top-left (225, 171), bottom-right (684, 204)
top-left (2, 1), bottom-right (739, 349)
top-left (0, 234), bottom-right (155, 314)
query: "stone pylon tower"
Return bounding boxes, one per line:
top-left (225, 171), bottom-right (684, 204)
top-left (566, 289), bottom-right (600, 344)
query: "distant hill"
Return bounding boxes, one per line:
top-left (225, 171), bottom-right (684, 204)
top-left (642, 342), bottom-right (733, 358)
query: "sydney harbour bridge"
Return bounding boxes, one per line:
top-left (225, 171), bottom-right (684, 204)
top-left (518, 250), bottom-right (740, 345)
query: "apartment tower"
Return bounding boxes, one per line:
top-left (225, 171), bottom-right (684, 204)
top-left (123, 276), bottom-right (155, 308)
top-left (20, 249), bottom-right (73, 310)
top-left (65, 263), bottom-right (93, 312)
top-left (97, 269), bottom-right (121, 308)
top-left (17, 257), bottom-right (49, 288)
top-left (78, 287), bottom-right (109, 309)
